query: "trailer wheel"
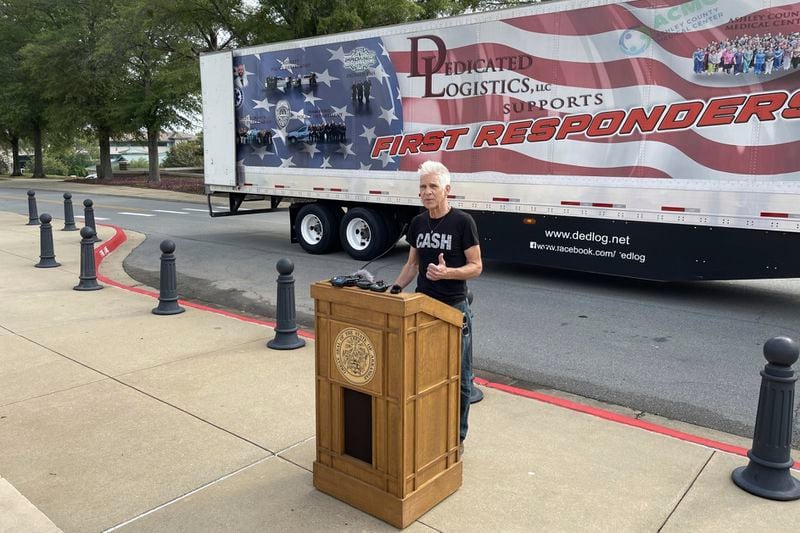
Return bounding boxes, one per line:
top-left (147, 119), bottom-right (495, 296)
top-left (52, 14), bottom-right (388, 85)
top-left (296, 203), bottom-right (342, 254)
top-left (340, 207), bottom-right (388, 261)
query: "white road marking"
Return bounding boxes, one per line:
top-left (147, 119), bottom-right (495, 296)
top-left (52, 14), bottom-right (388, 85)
top-left (152, 210), bottom-right (188, 215)
top-left (182, 208), bottom-right (208, 212)
top-left (117, 212), bottom-right (155, 217)
top-left (75, 215), bottom-right (110, 221)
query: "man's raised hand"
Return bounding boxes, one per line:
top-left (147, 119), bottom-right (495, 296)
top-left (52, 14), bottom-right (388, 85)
top-left (426, 253), bottom-right (448, 281)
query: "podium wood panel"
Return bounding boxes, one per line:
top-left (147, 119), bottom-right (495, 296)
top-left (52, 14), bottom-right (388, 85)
top-left (311, 282), bottom-right (463, 528)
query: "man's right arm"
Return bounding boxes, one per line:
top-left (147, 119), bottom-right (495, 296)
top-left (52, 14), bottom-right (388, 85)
top-left (393, 247), bottom-right (419, 290)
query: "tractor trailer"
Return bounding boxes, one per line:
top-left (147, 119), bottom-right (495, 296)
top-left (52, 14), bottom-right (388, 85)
top-left (200, 0), bottom-right (800, 281)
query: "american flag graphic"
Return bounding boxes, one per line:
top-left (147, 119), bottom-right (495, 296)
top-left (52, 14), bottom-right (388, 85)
top-left (235, 0), bottom-right (800, 180)
top-left (233, 37), bottom-right (403, 171)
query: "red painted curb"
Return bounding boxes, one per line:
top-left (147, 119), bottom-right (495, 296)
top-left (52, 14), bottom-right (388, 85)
top-left (94, 224), bottom-right (800, 470)
top-left (93, 224), bottom-right (314, 339)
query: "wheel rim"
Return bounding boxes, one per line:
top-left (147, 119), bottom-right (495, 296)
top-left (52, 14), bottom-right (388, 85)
top-left (300, 214), bottom-right (324, 244)
top-left (345, 218), bottom-right (371, 251)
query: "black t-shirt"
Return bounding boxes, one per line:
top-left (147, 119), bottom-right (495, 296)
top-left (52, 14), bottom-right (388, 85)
top-left (407, 208), bottom-right (479, 306)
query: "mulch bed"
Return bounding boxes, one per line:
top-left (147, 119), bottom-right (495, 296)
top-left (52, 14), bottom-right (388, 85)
top-left (66, 173), bottom-right (205, 195)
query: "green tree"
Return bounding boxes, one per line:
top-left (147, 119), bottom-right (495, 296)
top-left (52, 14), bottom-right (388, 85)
top-left (16, 0), bottom-right (126, 180)
top-left (0, 1), bottom-right (51, 177)
top-left (251, 0), bottom-right (535, 41)
top-left (109, 0), bottom-right (201, 184)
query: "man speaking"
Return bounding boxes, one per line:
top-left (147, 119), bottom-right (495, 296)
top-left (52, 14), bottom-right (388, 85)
top-left (392, 161), bottom-right (482, 452)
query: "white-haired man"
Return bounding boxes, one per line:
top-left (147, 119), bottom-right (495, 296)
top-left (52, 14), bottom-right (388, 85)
top-left (392, 161), bottom-right (483, 452)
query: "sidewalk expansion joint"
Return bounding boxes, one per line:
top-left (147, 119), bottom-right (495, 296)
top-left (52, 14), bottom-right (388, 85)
top-left (275, 435), bottom-right (316, 472)
top-left (415, 519), bottom-right (444, 532)
top-left (6, 330), bottom-right (275, 455)
top-left (657, 450), bottom-right (715, 532)
top-left (102, 454), bottom-right (277, 532)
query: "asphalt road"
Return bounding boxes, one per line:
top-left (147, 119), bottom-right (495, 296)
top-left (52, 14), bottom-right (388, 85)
top-left (2, 183), bottom-right (799, 445)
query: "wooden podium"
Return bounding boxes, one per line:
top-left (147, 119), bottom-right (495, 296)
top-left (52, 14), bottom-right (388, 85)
top-left (310, 281), bottom-right (464, 528)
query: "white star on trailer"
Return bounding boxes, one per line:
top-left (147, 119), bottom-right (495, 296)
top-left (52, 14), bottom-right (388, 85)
top-left (331, 105), bottom-right (353, 120)
top-left (278, 57), bottom-right (299, 73)
top-left (378, 150), bottom-right (395, 168)
top-left (252, 97), bottom-right (274, 112)
top-left (378, 106), bottom-right (398, 126)
top-left (271, 126), bottom-right (288, 144)
top-left (337, 143), bottom-right (355, 159)
top-left (359, 162), bottom-right (372, 170)
top-left (301, 143), bottom-right (320, 157)
top-left (369, 63), bottom-right (390, 84)
top-left (303, 92), bottom-right (322, 105)
top-left (327, 46), bottom-right (347, 62)
top-left (359, 125), bottom-right (377, 144)
top-left (292, 108), bottom-right (309, 122)
top-left (314, 69), bottom-right (339, 87)
top-left (320, 157), bottom-right (332, 169)
top-left (280, 156), bottom-right (296, 168)
top-left (252, 145), bottom-right (272, 160)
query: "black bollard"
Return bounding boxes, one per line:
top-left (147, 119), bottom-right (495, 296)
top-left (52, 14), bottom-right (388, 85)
top-left (467, 289), bottom-right (483, 404)
top-left (83, 199), bottom-right (101, 243)
top-left (732, 336), bottom-right (800, 501)
top-left (152, 240), bottom-right (185, 315)
top-left (267, 258), bottom-right (306, 350)
top-left (34, 213), bottom-right (60, 268)
top-left (62, 193), bottom-right (78, 231)
top-left (74, 226), bottom-right (103, 291)
top-left (26, 190), bottom-right (40, 225)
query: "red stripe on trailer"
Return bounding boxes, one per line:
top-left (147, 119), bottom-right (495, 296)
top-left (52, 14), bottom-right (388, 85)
top-left (369, 190), bottom-right (383, 195)
top-left (313, 187), bottom-right (324, 191)
top-left (274, 184), bottom-right (285, 189)
top-left (662, 206), bottom-right (686, 212)
top-left (244, 182), bottom-right (253, 186)
top-left (330, 188), bottom-right (342, 192)
top-left (761, 212), bottom-right (789, 218)
top-left (493, 197), bottom-right (510, 202)
top-left (561, 201), bottom-right (581, 206)
top-left (592, 202), bottom-right (613, 208)
top-left (448, 194), bottom-right (456, 199)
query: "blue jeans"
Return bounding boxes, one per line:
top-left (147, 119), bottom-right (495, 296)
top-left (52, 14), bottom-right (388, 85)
top-left (452, 300), bottom-right (473, 442)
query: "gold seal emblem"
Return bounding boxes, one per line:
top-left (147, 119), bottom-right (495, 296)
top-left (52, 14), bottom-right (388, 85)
top-left (334, 327), bottom-right (377, 385)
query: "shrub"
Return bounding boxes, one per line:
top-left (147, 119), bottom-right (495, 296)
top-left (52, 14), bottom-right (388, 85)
top-left (162, 140), bottom-right (203, 168)
top-left (127, 158), bottom-right (150, 168)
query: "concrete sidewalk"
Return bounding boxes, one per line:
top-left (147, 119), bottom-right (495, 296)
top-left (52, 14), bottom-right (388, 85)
top-left (1, 211), bottom-right (799, 532)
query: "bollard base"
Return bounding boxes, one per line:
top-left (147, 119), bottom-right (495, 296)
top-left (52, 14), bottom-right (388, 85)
top-left (27, 220), bottom-right (41, 226)
top-left (152, 302), bottom-right (186, 315)
top-left (268, 331), bottom-right (306, 350)
top-left (63, 225), bottom-right (79, 232)
top-left (74, 281), bottom-right (103, 291)
top-left (732, 463), bottom-right (800, 501)
top-left (35, 259), bottom-right (60, 268)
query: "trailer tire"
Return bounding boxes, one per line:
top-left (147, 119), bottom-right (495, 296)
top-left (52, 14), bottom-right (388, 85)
top-left (296, 203), bottom-right (342, 254)
top-left (340, 207), bottom-right (388, 261)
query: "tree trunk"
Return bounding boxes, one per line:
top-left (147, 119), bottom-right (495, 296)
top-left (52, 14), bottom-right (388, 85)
top-left (32, 124), bottom-right (44, 178)
top-left (147, 127), bottom-right (161, 184)
top-left (10, 135), bottom-right (22, 176)
top-left (98, 128), bottom-right (112, 179)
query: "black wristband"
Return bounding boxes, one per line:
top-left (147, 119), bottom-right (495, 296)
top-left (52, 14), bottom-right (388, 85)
top-left (390, 284), bottom-right (402, 294)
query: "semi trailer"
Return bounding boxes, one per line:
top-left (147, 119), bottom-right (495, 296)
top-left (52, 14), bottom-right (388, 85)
top-left (200, 0), bottom-right (800, 281)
